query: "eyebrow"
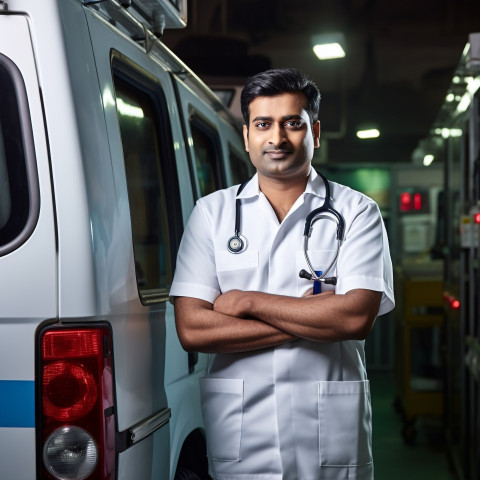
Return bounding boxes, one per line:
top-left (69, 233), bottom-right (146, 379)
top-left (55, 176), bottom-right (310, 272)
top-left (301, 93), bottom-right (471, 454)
top-left (251, 114), bottom-right (304, 123)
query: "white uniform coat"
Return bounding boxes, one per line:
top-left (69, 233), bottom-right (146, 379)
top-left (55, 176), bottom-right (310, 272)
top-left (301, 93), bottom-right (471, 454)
top-left (170, 169), bottom-right (395, 480)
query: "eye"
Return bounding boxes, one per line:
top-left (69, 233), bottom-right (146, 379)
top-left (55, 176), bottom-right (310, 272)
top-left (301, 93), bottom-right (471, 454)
top-left (285, 120), bottom-right (303, 129)
top-left (255, 121), bottom-right (270, 129)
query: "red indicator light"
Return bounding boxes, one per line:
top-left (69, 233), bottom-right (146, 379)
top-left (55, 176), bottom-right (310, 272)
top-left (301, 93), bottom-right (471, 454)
top-left (451, 299), bottom-right (460, 309)
top-left (400, 192), bottom-right (412, 211)
top-left (475, 212), bottom-right (480, 224)
top-left (413, 193), bottom-right (422, 210)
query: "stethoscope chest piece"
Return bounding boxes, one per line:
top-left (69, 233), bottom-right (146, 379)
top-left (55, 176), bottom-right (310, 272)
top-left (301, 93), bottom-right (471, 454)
top-left (227, 234), bottom-right (247, 254)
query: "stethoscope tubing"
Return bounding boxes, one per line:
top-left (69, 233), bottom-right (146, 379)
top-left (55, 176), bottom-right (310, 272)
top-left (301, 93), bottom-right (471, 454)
top-left (228, 173), bottom-right (345, 284)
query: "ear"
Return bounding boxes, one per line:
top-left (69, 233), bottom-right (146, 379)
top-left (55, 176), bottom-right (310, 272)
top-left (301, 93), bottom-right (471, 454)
top-left (243, 124), bottom-right (249, 152)
top-left (313, 121), bottom-right (321, 148)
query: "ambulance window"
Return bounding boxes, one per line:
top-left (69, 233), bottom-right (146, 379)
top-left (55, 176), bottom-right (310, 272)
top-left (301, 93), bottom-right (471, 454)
top-left (190, 115), bottom-right (224, 197)
top-left (113, 70), bottom-right (180, 303)
top-left (229, 146), bottom-right (251, 185)
top-left (0, 54), bottom-right (39, 256)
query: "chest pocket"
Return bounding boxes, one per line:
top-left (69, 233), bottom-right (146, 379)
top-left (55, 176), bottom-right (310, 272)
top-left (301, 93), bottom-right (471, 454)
top-left (296, 250), bottom-right (337, 296)
top-left (216, 250), bottom-right (259, 293)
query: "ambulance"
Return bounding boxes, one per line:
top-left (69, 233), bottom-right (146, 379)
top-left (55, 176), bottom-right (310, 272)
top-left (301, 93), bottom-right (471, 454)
top-left (0, 0), bottom-right (250, 478)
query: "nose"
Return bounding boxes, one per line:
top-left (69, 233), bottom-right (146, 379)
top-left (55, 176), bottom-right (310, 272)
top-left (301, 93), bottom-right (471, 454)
top-left (269, 123), bottom-right (287, 149)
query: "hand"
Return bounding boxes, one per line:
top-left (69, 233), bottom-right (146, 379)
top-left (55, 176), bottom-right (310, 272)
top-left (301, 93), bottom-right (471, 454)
top-left (213, 289), bottom-right (250, 318)
top-left (302, 288), bottom-right (335, 298)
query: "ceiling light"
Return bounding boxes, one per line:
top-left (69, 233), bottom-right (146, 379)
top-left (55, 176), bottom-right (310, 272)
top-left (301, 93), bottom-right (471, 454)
top-left (356, 128), bottom-right (380, 139)
top-left (423, 154), bottom-right (434, 166)
top-left (313, 43), bottom-right (345, 60)
top-left (312, 33), bottom-right (346, 60)
top-left (457, 92), bottom-right (471, 113)
top-left (466, 76), bottom-right (480, 94)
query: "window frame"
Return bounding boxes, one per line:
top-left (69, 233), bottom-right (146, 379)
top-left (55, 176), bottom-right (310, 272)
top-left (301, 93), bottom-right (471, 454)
top-left (0, 53), bottom-right (40, 257)
top-left (111, 55), bottom-right (182, 304)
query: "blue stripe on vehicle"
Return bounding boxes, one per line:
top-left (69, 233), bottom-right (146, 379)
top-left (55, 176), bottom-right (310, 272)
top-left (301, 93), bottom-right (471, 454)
top-left (0, 380), bottom-right (35, 428)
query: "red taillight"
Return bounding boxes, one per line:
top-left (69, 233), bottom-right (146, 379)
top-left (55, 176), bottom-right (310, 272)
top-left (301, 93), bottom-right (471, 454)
top-left (43, 361), bottom-right (98, 421)
top-left (39, 327), bottom-right (115, 480)
top-left (42, 329), bottom-right (103, 359)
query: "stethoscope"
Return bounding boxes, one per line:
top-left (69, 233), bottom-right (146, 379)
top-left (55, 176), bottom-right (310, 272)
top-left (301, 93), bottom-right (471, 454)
top-left (227, 172), bottom-right (345, 286)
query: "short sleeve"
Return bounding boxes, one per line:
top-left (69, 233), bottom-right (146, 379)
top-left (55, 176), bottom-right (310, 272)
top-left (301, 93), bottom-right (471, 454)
top-left (335, 199), bottom-right (394, 317)
top-left (169, 202), bottom-right (220, 303)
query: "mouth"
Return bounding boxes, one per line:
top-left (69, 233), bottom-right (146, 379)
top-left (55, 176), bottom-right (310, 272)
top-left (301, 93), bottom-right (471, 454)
top-left (264, 149), bottom-right (291, 159)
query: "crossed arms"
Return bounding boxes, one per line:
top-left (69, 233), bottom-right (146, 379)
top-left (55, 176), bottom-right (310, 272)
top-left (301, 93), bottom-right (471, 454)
top-left (174, 288), bottom-right (382, 354)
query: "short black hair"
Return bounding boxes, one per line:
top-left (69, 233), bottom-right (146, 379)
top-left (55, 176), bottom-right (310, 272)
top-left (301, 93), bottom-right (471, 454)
top-left (240, 68), bottom-right (321, 127)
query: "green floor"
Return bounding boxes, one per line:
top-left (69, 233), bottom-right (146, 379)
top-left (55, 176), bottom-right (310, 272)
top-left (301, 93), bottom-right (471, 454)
top-left (370, 372), bottom-right (455, 479)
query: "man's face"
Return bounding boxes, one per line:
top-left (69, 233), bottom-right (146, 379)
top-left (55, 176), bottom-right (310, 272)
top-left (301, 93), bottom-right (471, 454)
top-left (243, 92), bottom-right (320, 183)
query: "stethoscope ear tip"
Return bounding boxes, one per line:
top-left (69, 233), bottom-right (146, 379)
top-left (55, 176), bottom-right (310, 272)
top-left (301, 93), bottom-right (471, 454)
top-left (299, 269), bottom-right (313, 280)
top-left (299, 269), bottom-right (337, 285)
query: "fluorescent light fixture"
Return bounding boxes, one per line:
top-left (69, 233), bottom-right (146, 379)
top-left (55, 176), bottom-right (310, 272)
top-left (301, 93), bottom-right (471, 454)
top-left (423, 154), bottom-right (435, 166)
top-left (312, 33), bottom-right (346, 60)
top-left (313, 43), bottom-right (345, 60)
top-left (440, 128), bottom-right (462, 138)
top-left (466, 76), bottom-right (480, 95)
top-left (457, 92), bottom-right (471, 113)
top-left (356, 128), bottom-right (380, 139)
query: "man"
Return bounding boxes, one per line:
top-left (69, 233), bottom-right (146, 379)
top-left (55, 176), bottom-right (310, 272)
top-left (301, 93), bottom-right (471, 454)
top-left (170, 68), bottom-right (394, 480)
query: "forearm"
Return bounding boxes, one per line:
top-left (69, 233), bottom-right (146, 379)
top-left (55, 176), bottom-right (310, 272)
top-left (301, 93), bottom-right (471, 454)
top-left (215, 289), bottom-right (381, 342)
top-left (174, 296), bottom-right (297, 354)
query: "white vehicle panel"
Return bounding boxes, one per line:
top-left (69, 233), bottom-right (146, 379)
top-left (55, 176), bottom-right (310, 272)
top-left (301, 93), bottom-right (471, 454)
top-left (0, 15), bottom-right (56, 318)
top-left (27, 0), bottom-right (98, 317)
top-left (0, 428), bottom-right (36, 479)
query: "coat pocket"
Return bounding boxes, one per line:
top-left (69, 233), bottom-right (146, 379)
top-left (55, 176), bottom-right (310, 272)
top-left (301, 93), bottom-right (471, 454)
top-left (216, 250), bottom-right (258, 272)
top-left (216, 250), bottom-right (259, 293)
top-left (199, 377), bottom-right (244, 462)
top-left (317, 380), bottom-right (372, 467)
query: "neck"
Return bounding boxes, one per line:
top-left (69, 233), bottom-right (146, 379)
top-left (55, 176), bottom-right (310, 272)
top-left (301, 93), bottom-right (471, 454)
top-left (258, 174), bottom-right (309, 223)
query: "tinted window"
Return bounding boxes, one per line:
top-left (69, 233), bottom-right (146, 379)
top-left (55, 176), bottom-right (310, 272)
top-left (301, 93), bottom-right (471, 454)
top-left (0, 54), bottom-right (39, 255)
top-left (190, 116), bottom-right (223, 197)
top-left (113, 69), bottom-right (178, 302)
top-left (229, 146), bottom-right (250, 185)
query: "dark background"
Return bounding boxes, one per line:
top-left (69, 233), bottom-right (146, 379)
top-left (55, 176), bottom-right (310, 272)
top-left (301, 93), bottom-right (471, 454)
top-left (162, 0), bottom-right (480, 165)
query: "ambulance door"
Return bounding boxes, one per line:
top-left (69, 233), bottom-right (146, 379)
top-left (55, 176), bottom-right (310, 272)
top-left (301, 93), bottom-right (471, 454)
top-left (0, 15), bottom-right (57, 479)
top-left (82, 12), bottom-right (182, 480)
top-left (83, 6), bottom-right (208, 478)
